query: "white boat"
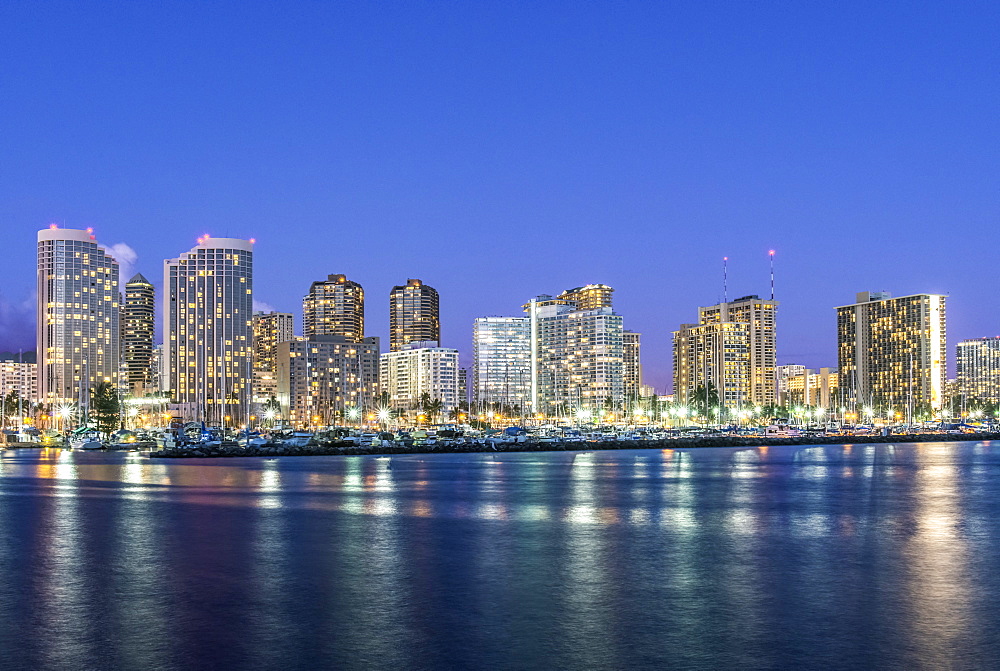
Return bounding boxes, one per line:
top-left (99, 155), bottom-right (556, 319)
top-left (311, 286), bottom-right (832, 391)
top-left (70, 430), bottom-right (103, 450)
top-left (282, 432), bottom-right (315, 447)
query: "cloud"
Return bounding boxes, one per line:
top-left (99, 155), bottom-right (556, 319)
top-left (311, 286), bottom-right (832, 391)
top-left (253, 299), bottom-right (277, 313)
top-left (0, 290), bottom-right (36, 352)
top-left (107, 242), bottom-right (138, 284)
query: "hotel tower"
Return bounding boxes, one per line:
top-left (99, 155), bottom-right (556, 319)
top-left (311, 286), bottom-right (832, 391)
top-left (37, 226), bottom-right (120, 408)
top-left (303, 274), bottom-right (364, 342)
top-left (123, 273), bottom-right (155, 396)
top-left (836, 291), bottom-right (946, 411)
top-left (389, 279), bottom-right (440, 351)
top-left (163, 236), bottom-right (254, 423)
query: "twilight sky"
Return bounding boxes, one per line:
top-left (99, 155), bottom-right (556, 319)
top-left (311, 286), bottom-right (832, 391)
top-left (1, 1), bottom-right (997, 391)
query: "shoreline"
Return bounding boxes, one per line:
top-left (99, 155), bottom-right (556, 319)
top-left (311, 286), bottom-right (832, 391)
top-left (146, 432), bottom-right (1000, 458)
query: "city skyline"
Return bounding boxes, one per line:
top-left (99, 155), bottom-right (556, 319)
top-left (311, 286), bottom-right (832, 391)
top-left (1, 2), bottom-right (997, 391)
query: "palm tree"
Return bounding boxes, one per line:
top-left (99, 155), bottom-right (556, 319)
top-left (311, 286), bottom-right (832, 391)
top-left (691, 383), bottom-right (719, 419)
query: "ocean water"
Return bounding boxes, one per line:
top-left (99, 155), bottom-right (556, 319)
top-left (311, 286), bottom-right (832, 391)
top-left (1, 442), bottom-right (999, 670)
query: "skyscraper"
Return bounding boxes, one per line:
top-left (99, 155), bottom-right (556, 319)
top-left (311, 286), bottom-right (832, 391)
top-left (473, 316), bottom-right (531, 410)
top-left (955, 337), bottom-right (1000, 405)
top-left (123, 273), bottom-right (155, 396)
top-left (389, 279), bottom-right (440, 351)
top-left (672, 321), bottom-right (750, 409)
top-left (37, 226), bottom-right (120, 408)
top-left (836, 291), bottom-right (946, 411)
top-left (303, 274), bottom-right (364, 342)
top-left (525, 293), bottom-right (624, 415)
top-left (252, 311), bottom-right (294, 372)
top-left (623, 330), bottom-right (642, 400)
top-left (380, 344), bottom-right (460, 416)
top-left (164, 235), bottom-right (254, 423)
top-left (698, 294), bottom-right (778, 405)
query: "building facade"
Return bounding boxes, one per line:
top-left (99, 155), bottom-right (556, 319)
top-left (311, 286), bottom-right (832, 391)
top-left (698, 294), bottom-right (778, 406)
top-left (526, 295), bottom-right (624, 415)
top-left (379, 344), bottom-right (460, 417)
top-left (623, 330), bottom-right (642, 400)
top-left (782, 367), bottom-right (840, 408)
top-left (252, 311), bottom-right (294, 372)
top-left (276, 335), bottom-right (380, 426)
top-left (836, 291), bottom-right (947, 411)
top-left (956, 337), bottom-right (1000, 405)
top-left (472, 316), bottom-right (532, 411)
top-left (557, 284), bottom-right (614, 311)
top-left (673, 321), bottom-right (750, 410)
top-left (389, 279), bottom-right (440, 351)
top-left (123, 273), bottom-right (155, 396)
top-left (37, 226), bottom-right (121, 407)
top-left (163, 236), bottom-right (254, 423)
top-left (303, 274), bottom-right (364, 342)
top-left (0, 361), bottom-right (38, 405)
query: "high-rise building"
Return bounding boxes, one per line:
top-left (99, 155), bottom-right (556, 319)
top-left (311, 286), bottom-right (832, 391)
top-left (525, 294), bottom-right (624, 415)
top-left (557, 284), bottom-right (614, 311)
top-left (956, 337), bottom-right (1000, 405)
top-left (276, 335), bottom-right (380, 425)
top-left (623, 331), bottom-right (642, 399)
top-left (672, 321), bottom-right (750, 409)
top-left (303, 274), bottom-right (364, 342)
top-left (776, 364), bottom-right (808, 405)
top-left (380, 343), bottom-right (460, 416)
top-left (164, 236), bottom-right (254, 423)
top-left (699, 295), bottom-right (778, 405)
top-left (0, 360), bottom-right (38, 405)
top-left (836, 291), bottom-right (946, 411)
top-left (252, 311), bottom-right (294, 372)
top-left (123, 273), bottom-right (155, 396)
top-left (389, 279), bottom-right (440, 351)
top-left (37, 226), bottom-right (121, 408)
top-left (473, 316), bottom-right (531, 410)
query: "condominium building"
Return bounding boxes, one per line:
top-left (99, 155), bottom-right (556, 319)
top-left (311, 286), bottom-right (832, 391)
top-left (252, 311), bottom-right (294, 372)
top-left (623, 331), bottom-right (642, 399)
top-left (672, 321), bottom-right (750, 409)
top-left (836, 291), bottom-right (946, 410)
top-left (956, 337), bottom-right (1000, 404)
top-left (379, 344), bottom-right (460, 416)
top-left (557, 284), bottom-right (614, 311)
top-left (123, 273), bottom-right (155, 396)
top-left (781, 367), bottom-right (840, 408)
top-left (303, 274), bottom-right (364, 342)
top-left (472, 316), bottom-right (531, 410)
top-left (389, 279), bottom-right (440, 351)
top-left (0, 360), bottom-right (38, 404)
top-left (163, 236), bottom-right (254, 423)
top-left (776, 364), bottom-right (808, 404)
top-left (37, 226), bottom-right (120, 407)
top-left (699, 294), bottom-right (778, 405)
top-left (276, 335), bottom-right (380, 426)
top-left (525, 294), bottom-right (624, 415)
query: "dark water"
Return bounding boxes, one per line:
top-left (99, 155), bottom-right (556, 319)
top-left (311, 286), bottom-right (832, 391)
top-left (2, 443), bottom-right (1000, 670)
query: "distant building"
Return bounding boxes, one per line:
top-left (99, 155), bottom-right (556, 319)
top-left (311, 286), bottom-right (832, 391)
top-left (782, 368), bottom-right (840, 408)
top-left (37, 226), bottom-right (120, 408)
top-left (303, 274), bottom-right (364, 342)
top-left (623, 331), bottom-right (642, 399)
top-left (472, 316), bottom-right (531, 411)
top-left (673, 321), bottom-right (750, 409)
top-left (123, 273), bottom-right (155, 396)
top-left (252, 311), bottom-right (294, 372)
top-left (276, 336), bottom-right (380, 426)
top-left (837, 291), bottom-right (946, 410)
top-left (0, 361), bottom-right (38, 405)
top-left (380, 344), bottom-right (459, 417)
top-left (698, 295), bottom-right (778, 406)
top-left (457, 367), bottom-right (469, 407)
top-left (525, 294), bottom-right (624, 415)
top-left (164, 236), bottom-right (253, 423)
top-left (389, 279), bottom-right (440, 351)
top-left (776, 364), bottom-right (808, 405)
top-left (557, 284), bottom-right (614, 311)
top-left (956, 337), bottom-right (1000, 404)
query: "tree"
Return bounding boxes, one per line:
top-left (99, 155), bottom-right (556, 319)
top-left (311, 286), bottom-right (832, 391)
top-left (90, 382), bottom-right (121, 435)
top-left (691, 383), bottom-right (719, 418)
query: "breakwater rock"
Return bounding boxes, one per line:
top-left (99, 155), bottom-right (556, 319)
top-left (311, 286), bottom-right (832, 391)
top-left (147, 432), bottom-right (1000, 459)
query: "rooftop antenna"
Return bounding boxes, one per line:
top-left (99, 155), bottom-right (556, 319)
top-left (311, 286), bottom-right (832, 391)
top-left (723, 257), bottom-right (728, 303)
top-left (769, 249), bottom-right (775, 300)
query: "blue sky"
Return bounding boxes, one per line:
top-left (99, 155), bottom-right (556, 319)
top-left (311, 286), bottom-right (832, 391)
top-left (1, 1), bottom-right (997, 389)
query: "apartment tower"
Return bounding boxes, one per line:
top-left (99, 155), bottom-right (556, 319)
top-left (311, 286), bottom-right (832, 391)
top-left (123, 273), bottom-right (155, 396)
top-left (303, 274), bottom-right (364, 342)
top-left (389, 279), bottom-right (440, 351)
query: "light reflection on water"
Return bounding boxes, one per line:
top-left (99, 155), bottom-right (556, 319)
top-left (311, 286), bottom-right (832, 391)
top-left (0, 443), bottom-right (999, 669)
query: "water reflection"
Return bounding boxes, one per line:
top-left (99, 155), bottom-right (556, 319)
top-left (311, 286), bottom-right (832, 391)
top-left (0, 443), bottom-right (998, 670)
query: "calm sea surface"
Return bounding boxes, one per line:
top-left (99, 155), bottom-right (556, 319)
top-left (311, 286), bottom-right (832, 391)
top-left (2, 442), bottom-right (1000, 670)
